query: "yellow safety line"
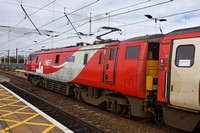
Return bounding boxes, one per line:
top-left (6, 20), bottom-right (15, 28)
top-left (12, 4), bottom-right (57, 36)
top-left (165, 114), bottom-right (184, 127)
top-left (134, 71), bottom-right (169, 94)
top-left (0, 118), bottom-right (20, 123)
top-left (25, 122), bottom-right (55, 126)
top-left (0, 99), bottom-right (17, 103)
top-left (0, 104), bottom-right (28, 107)
top-left (42, 125), bottom-right (56, 133)
top-left (0, 104), bottom-right (27, 108)
top-left (0, 109), bottom-right (36, 115)
top-left (0, 88), bottom-right (59, 133)
top-left (0, 106), bottom-right (29, 117)
top-left (0, 94), bottom-right (11, 97)
top-left (0, 98), bottom-right (18, 101)
top-left (0, 100), bottom-right (21, 108)
top-left (3, 113), bottom-right (40, 131)
top-left (0, 91), bottom-right (10, 96)
top-left (0, 130), bottom-right (10, 133)
top-left (0, 96), bottom-right (14, 101)
top-left (0, 118), bottom-right (56, 126)
top-left (5, 104), bottom-right (28, 107)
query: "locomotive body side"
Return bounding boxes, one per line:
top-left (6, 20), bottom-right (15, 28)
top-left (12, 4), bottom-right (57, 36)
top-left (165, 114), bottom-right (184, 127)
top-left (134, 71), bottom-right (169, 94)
top-left (158, 27), bottom-right (200, 132)
top-left (25, 34), bottom-right (163, 118)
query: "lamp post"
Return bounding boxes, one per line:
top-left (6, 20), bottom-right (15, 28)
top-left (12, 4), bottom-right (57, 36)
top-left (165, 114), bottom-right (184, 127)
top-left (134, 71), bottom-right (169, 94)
top-left (145, 14), bottom-right (167, 33)
top-left (46, 34), bottom-right (59, 49)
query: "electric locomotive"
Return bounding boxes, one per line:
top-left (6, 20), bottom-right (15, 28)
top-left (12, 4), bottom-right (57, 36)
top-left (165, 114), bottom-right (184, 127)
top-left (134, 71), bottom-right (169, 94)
top-left (25, 26), bottom-right (200, 132)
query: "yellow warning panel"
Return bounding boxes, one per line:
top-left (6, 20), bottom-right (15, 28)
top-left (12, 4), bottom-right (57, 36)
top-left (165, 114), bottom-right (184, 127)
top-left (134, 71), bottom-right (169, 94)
top-left (0, 86), bottom-right (65, 133)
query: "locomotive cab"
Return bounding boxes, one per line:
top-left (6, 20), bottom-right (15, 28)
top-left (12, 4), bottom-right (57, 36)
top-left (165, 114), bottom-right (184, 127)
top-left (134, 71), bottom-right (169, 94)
top-left (25, 54), bottom-right (37, 71)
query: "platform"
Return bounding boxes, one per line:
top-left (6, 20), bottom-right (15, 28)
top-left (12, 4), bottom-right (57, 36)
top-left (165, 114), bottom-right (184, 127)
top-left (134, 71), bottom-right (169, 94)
top-left (0, 84), bottom-right (73, 133)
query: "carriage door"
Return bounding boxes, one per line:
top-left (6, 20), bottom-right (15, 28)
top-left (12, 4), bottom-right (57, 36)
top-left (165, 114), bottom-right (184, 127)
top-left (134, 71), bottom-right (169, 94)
top-left (170, 37), bottom-right (200, 110)
top-left (103, 46), bottom-right (119, 85)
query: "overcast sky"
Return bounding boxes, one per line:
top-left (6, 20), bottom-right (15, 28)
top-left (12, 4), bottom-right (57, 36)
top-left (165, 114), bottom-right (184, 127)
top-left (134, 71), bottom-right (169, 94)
top-left (0, 0), bottom-right (200, 56)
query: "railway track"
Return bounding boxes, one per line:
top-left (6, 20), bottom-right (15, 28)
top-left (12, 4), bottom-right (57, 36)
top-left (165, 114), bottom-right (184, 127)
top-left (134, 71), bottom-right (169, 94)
top-left (0, 70), bottom-right (187, 133)
top-left (1, 81), bottom-right (106, 133)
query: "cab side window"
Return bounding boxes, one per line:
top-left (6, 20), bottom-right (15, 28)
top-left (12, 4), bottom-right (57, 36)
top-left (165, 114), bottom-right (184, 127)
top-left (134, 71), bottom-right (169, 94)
top-left (36, 56), bottom-right (38, 63)
top-left (125, 46), bottom-right (140, 59)
top-left (83, 54), bottom-right (88, 65)
top-left (55, 55), bottom-right (60, 63)
top-left (175, 45), bottom-right (195, 67)
top-left (109, 48), bottom-right (115, 60)
top-left (28, 55), bottom-right (37, 61)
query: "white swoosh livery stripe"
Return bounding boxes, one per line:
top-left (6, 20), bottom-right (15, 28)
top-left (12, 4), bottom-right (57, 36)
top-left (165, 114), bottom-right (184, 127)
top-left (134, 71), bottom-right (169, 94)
top-left (52, 62), bottom-right (68, 68)
top-left (32, 43), bottom-right (107, 82)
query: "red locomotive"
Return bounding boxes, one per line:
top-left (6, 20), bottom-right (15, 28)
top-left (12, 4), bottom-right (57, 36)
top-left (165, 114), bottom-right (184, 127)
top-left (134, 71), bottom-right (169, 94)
top-left (25, 26), bottom-right (200, 132)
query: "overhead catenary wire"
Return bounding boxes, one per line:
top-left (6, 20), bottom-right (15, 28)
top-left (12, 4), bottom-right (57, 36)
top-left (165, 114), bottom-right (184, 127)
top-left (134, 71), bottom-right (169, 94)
top-left (2, 0), bottom-right (200, 53)
top-left (93, 0), bottom-right (151, 19)
top-left (27, 0), bottom-right (99, 33)
top-left (0, 0), bottom-right (173, 50)
top-left (0, 0), bottom-right (99, 47)
top-left (0, 0), bottom-right (56, 39)
top-left (0, 0), bottom-right (169, 45)
top-left (18, 21), bottom-right (89, 50)
top-left (20, 0), bottom-right (171, 35)
top-left (52, 0), bottom-right (152, 31)
top-left (18, 7), bottom-right (200, 51)
top-left (115, 8), bottom-right (200, 28)
top-left (46, 0), bottom-right (173, 33)
top-left (93, 0), bottom-right (173, 22)
top-left (0, 1), bottom-right (74, 14)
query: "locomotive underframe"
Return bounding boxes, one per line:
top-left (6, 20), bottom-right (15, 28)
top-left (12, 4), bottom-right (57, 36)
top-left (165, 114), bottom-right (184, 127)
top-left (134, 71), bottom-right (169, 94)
top-left (27, 74), bottom-right (153, 117)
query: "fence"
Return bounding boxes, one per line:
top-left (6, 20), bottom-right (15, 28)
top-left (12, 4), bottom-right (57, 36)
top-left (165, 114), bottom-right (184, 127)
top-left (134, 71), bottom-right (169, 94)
top-left (0, 63), bottom-right (25, 70)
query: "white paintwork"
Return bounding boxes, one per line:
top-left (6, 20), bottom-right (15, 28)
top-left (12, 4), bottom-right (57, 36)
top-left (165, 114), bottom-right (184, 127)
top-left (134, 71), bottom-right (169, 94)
top-left (36, 62), bottom-right (43, 73)
top-left (0, 84), bottom-right (73, 133)
top-left (26, 44), bottom-right (107, 82)
top-left (170, 37), bottom-right (200, 110)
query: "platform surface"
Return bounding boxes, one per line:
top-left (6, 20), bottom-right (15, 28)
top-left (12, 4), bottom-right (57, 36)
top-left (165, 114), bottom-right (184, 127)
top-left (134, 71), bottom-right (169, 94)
top-left (0, 84), bottom-right (72, 133)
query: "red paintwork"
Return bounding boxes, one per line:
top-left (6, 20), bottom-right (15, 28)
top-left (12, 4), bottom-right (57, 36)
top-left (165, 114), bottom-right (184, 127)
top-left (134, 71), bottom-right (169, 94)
top-left (26, 47), bottom-right (81, 74)
top-left (25, 39), bottom-right (149, 99)
top-left (158, 31), bottom-right (200, 103)
top-left (26, 29), bottom-right (200, 102)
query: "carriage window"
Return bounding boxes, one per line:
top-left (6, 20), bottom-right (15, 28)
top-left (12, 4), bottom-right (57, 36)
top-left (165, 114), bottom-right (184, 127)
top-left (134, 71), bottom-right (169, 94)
top-left (99, 52), bottom-right (102, 64)
top-left (126, 46), bottom-right (140, 59)
top-left (83, 54), bottom-right (88, 65)
top-left (55, 55), bottom-right (60, 63)
top-left (175, 45), bottom-right (195, 67)
top-left (109, 48), bottom-right (115, 60)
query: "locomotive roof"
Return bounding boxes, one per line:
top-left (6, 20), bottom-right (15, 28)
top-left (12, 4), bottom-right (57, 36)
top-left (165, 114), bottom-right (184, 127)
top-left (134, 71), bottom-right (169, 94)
top-left (123, 34), bottom-right (164, 43)
top-left (168, 26), bottom-right (200, 35)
